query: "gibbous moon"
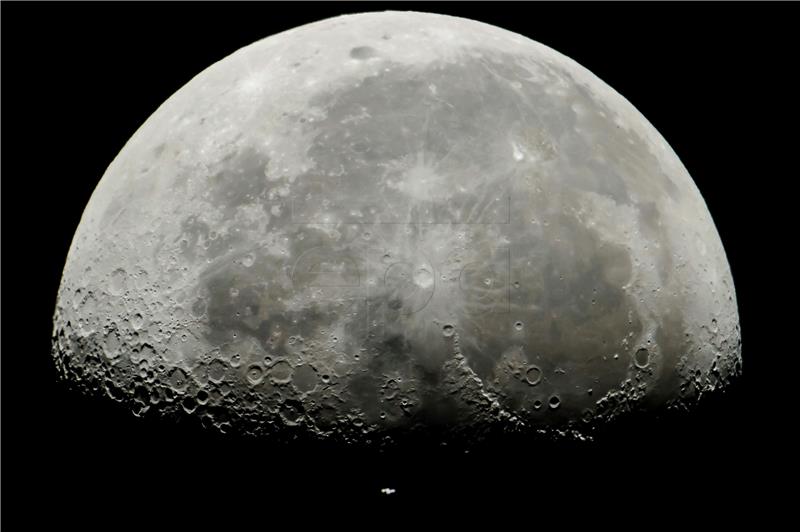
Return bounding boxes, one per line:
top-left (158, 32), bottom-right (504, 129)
top-left (52, 11), bottom-right (741, 443)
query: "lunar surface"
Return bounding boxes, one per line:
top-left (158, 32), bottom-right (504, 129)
top-left (52, 11), bottom-right (741, 444)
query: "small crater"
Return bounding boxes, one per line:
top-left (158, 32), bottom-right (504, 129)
top-left (442, 324), bottom-right (455, 337)
top-left (167, 367), bottom-right (189, 393)
top-left (108, 268), bottom-right (127, 296)
top-left (634, 348), bottom-right (650, 369)
top-left (269, 360), bottom-right (293, 385)
top-left (292, 364), bottom-right (318, 393)
top-left (182, 396), bottom-right (197, 414)
top-left (383, 379), bottom-right (400, 400)
top-left (246, 364), bottom-right (264, 385)
top-left (207, 359), bottom-right (228, 384)
top-left (196, 389), bottom-right (209, 405)
top-left (191, 298), bottom-right (206, 317)
top-left (525, 366), bottom-right (542, 386)
top-left (131, 313), bottom-right (144, 330)
top-left (548, 395), bottom-right (561, 409)
top-left (350, 46), bottom-right (377, 60)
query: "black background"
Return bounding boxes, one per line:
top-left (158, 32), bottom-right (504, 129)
top-left (1, 1), bottom-right (793, 520)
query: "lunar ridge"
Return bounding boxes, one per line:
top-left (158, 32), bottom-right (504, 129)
top-left (52, 11), bottom-right (741, 444)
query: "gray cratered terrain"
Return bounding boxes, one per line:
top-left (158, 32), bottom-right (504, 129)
top-left (52, 11), bottom-right (741, 444)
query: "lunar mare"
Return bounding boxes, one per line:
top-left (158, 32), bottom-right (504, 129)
top-left (52, 11), bottom-right (741, 443)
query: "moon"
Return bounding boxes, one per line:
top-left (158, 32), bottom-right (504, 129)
top-left (52, 11), bottom-right (741, 443)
